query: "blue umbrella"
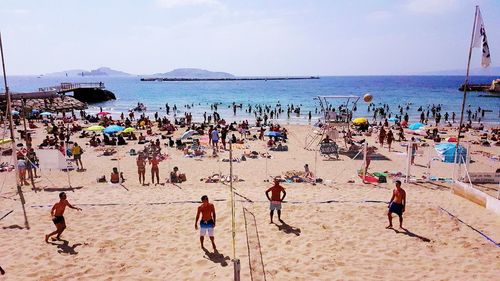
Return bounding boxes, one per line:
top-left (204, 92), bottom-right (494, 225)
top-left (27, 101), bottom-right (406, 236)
top-left (103, 125), bottom-right (124, 134)
top-left (40, 112), bottom-right (52, 116)
top-left (388, 117), bottom-right (398, 122)
top-left (31, 109), bottom-right (40, 113)
top-left (11, 110), bottom-right (19, 115)
top-left (408, 122), bottom-right (425, 130)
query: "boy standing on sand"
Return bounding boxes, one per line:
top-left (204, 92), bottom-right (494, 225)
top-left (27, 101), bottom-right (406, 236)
top-left (195, 195), bottom-right (217, 251)
top-left (386, 180), bottom-right (406, 229)
top-left (45, 192), bottom-right (82, 242)
top-left (266, 178), bottom-right (287, 223)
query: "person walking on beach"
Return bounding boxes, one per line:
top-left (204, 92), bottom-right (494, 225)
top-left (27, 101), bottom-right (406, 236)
top-left (266, 178), bottom-right (287, 223)
top-left (378, 126), bottom-right (386, 147)
top-left (387, 129), bottom-right (394, 152)
top-left (410, 137), bottom-right (418, 165)
top-left (211, 126), bottom-right (219, 152)
top-left (45, 192), bottom-right (82, 242)
top-left (137, 154), bottom-right (146, 185)
top-left (386, 180), bottom-right (406, 229)
top-left (149, 154), bottom-right (160, 185)
top-left (195, 195), bottom-right (217, 251)
top-left (72, 142), bottom-right (84, 170)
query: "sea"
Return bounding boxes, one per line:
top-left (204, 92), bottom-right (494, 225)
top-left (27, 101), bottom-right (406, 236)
top-left (4, 75), bottom-right (500, 125)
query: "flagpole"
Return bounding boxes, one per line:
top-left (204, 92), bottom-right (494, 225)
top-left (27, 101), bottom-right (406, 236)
top-left (0, 32), bottom-right (30, 229)
top-left (453, 5), bottom-right (478, 180)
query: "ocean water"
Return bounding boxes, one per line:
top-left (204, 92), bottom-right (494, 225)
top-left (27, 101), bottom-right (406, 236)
top-left (4, 75), bottom-right (500, 124)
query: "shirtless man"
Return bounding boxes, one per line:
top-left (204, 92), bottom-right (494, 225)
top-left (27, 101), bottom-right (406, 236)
top-left (137, 154), bottom-right (146, 185)
top-left (149, 154), bottom-right (160, 185)
top-left (195, 195), bottom-right (217, 251)
top-left (266, 178), bottom-right (287, 223)
top-left (45, 192), bottom-right (82, 242)
top-left (386, 180), bottom-right (406, 229)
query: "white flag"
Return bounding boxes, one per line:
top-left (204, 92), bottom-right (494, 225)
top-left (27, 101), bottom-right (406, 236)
top-left (472, 8), bottom-right (491, 68)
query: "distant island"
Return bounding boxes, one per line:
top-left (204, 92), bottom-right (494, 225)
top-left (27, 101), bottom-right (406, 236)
top-left (46, 67), bottom-right (132, 77)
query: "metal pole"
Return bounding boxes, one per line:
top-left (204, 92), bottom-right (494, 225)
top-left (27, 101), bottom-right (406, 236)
top-left (0, 32), bottom-right (29, 229)
top-left (21, 99), bottom-right (36, 190)
top-left (455, 6), bottom-right (479, 178)
top-left (362, 142), bottom-right (367, 183)
top-left (229, 141), bottom-right (240, 280)
top-left (406, 141), bottom-right (412, 183)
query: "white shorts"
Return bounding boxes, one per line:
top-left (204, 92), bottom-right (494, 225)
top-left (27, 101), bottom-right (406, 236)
top-left (199, 227), bottom-right (214, 237)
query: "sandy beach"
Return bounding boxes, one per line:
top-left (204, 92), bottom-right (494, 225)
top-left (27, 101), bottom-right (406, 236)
top-left (0, 119), bottom-right (499, 281)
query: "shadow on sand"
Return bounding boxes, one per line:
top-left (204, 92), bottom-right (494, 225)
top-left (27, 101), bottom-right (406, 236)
top-left (43, 186), bottom-right (84, 192)
top-left (275, 221), bottom-right (301, 236)
top-left (392, 228), bottom-right (431, 242)
top-left (2, 224), bottom-right (24, 230)
top-left (50, 239), bottom-right (82, 255)
top-left (202, 247), bottom-right (230, 267)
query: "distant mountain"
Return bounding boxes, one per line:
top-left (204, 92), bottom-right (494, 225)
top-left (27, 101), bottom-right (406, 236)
top-left (46, 67), bottom-right (132, 77)
top-left (420, 66), bottom-right (500, 76)
top-left (153, 68), bottom-right (235, 79)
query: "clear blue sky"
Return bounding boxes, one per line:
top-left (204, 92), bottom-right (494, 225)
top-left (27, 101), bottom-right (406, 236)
top-left (0, 0), bottom-right (498, 75)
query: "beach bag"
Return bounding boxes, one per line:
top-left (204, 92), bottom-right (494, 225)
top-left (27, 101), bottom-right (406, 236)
top-left (378, 175), bottom-right (387, 183)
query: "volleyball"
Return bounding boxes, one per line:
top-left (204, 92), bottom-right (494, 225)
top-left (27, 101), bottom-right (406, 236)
top-left (363, 93), bottom-right (373, 103)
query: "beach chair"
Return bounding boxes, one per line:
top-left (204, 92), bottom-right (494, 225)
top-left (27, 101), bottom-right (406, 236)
top-left (320, 142), bottom-right (339, 159)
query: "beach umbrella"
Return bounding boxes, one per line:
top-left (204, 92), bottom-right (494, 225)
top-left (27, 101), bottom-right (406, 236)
top-left (408, 122), bottom-right (425, 130)
top-left (40, 112), bottom-right (52, 116)
top-left (352, 117), bottom-right (368, 125)
top-left (446, 137), bottom-right (457, 143)
top-left (180, 129), bottom-right (196, 140)
top-left (103, 125), bottom-right (124, 134)
top-left (85, 125), bottom-right (105, 131)
top-left (97, 111), bottom-right (110, 116)
top-left (11, 110), bottom-right (19, 115)
top-left (123, 127), bottom-right (136, 133)
top-left (388, 117), bottom-right (398, 123)
top-left (31, 109), bottom-right (40, 113)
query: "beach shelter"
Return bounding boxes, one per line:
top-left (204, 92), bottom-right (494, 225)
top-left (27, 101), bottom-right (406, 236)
top-left (388, 117), bottom-right (398, 122)
top-left (408, 122), bottom-right (425, 130)
top-left (85, 125), bottom-right (105, 131)
top-left (352, 117), bottom-right (368, 125)
top-left (122, 127), bottom-right (136, 133)
top-left (40, 112), bottom-right (52, 116)
top-left (435, 143), bottom-right (467, 163)
top-left (180, 129), bottom-right (196, 140)
top-left (103, 125), bottom-right (124, 134)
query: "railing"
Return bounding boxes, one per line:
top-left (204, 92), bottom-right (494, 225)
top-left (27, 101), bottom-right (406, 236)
top-left (38, 82), bottom-right (104, 92)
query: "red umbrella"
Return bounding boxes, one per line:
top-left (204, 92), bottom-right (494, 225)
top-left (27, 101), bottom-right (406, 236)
top-left (446, 137), bottom-right (457, 142)
top-left (97, 111), bottom-right (110, 116)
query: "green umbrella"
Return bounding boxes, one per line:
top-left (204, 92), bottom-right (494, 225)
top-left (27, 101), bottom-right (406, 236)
top-left (123, 127), bottom-right (136, 133)
top-left (85, 125), bottom-right (105, 131)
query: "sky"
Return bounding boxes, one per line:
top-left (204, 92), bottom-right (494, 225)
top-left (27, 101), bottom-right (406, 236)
top-left (0, 0), bottom-right (499, 76)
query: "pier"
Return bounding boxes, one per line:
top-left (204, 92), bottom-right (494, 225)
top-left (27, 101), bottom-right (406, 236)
top-left (140, 76), bottom-right (320, 82)
top-left (38, 82), bottom-right (105, 94)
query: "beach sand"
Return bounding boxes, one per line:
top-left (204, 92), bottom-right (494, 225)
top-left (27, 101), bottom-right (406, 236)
top-left (0, 123), bottom-right (499, 280)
